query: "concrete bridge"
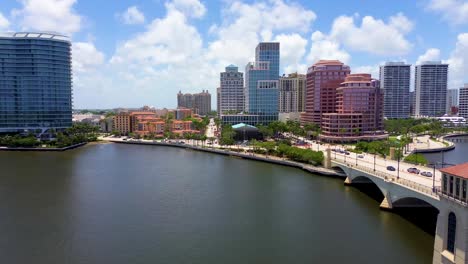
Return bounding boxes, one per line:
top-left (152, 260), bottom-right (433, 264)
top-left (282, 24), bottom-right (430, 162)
top-left (329, 156), bottom-right (468, 264)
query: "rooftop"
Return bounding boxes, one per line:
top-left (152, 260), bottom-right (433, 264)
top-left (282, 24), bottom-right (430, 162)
top-left (440, 163), bottom-right (468, 179)
top-left (232, 123), bottom-right (257, 129)
top-left (0, 31), bottom-right (70, 42)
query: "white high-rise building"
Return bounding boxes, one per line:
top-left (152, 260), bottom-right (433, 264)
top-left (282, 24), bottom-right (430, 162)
top-left (219, 65), bottom-right (244, 115)
top-left (414, 61), bottom-right (448, 117)
top-left (379, 62), bottom-right (411, 119)
top-left (279, 73), bottom-right (306, 113)
top-left (459, 84), bottom-right (468, 119)
top-left (446, 89), bottom-right (459, 115)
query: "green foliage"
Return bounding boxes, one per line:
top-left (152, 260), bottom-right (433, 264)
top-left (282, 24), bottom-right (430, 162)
top-left (0, 135), bottom-right (40, 147)
top-left (220, 125), bottom-right (235, 145)
top-left (384, 118), bottom-right (448, 136)
top-left (252, 141), bottom-right (324, 165)
top-left (404, 153), bottom-right (428, 165)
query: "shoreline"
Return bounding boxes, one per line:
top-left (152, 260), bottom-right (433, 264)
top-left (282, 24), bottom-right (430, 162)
top-left (0, 142), bottom-right (87, 152)
top-left (109, 139), bottom-right (346, 178)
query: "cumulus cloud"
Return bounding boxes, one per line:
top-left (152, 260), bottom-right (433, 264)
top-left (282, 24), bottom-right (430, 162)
top-left (427, 0), bottom-right (468, 25)
top-left (119, 6), bottom-right (145, 25)
top-left (0, 12), bottom-right (9, 29)
top-left (207, 0), bottom-right (316, 69)
top-left (445, 33), bottom-right (468, 88)
top-left (329, 13), bottom-right (413, 55)
top-left (110, 9), bottom-right (202, 66)
top-left (73, 42), bottom-right (105, 72)
top-left (274, 33), bottom-right (307, 74)
top-left (416, 48), bottom-right (441, 65)
top-left (165, 0), bottom-right (207, 19)
top-left (306, 31), bottom-right (351, 64)
top-left (12, 0), bottom-right (82, 35)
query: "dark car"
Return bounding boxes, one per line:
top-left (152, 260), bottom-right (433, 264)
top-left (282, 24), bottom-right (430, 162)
top-left (344, 151), bottom-right (351, 155)
top-left (386, 166), bottom-right (396, 171)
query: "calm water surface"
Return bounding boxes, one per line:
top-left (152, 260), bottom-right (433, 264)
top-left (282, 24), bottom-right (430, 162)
top-left (424, 136), bottom-right (468, 166)
top-left (0, 143), bottom-right (433, 264)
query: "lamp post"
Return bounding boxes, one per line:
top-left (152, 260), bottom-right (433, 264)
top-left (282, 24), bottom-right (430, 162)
top-left (397, 146), bottom-right (400, 179)
top-left (355, 153), bottom-right (358, 166)
top-left (433, 163), bottom-right (436, 192)
top-left (373, 153), bottom-right (376, 172)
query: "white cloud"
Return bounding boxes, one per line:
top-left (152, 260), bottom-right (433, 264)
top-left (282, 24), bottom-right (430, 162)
top-left (274, 33), bottom-right (307, 74)
top-left (416, 48), bottom-right (441, 65)
top-left (427, 0), bottom-right (468, 25)
top-left (207, 0), bottom-right (316, 69)
top-left (329, 13), bottom-right (413, 55)
top-left (445, 33), bottom-right (468, 88)
top-left (111, 9), bottom-right (202, 66)
top-left (306, 31), bottom-right (351, 64)
top-left (120, 6), bottom-right (145, 25)
top-left (12, 0), bottom-right (82, 35)
top-left (165, 0), bottom-right (206, 18)
top-left (73, 42), bottom-right (105, 72)
top-left (0, 12), bottom-right (9, 29)
top-left (353, 64), bottom-right (380, 79)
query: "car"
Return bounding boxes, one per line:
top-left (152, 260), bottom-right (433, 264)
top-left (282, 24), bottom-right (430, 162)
top-left (421, 171), bottom-right (433, 177)
top-left (386, 166), bottom-right (396, 171)
top-left (407, 167), bottom-right (420, 174)
top-left (344, 151), bottom-right (350, 155)
top-left (331, 149), bottom-right (336, 152)
top-left (357, 155), bottom-right (364, 158)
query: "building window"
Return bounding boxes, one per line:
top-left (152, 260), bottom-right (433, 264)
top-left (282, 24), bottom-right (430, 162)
top-left (456, 178), bottom-right (460, 198)
top-left (463, 180), bottom-right (466, 200)
top-left (443, 174), bottom-right (447, 194)
top-left (450, 176), bottom-right (454, 195)
top-left (447, 212), bottom-right (456, 253)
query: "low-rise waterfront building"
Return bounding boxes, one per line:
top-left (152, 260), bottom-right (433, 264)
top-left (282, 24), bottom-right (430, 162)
top-left (113, 113), bottom-right (131, 135)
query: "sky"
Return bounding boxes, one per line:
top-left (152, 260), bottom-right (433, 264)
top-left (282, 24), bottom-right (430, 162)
top-left (0, 0), bottom-right (467, 109)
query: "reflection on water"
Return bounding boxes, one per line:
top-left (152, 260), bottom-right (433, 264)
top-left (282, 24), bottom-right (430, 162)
top-left (0, 143), bottom-right (434, 264)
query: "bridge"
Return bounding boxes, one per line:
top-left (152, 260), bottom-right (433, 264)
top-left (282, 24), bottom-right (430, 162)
top-left (325, 150), bottom-right (468, 264)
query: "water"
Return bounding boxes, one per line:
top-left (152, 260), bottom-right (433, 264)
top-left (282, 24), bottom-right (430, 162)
top-left (424, 136), bottom-right (468, 166)
top-left (0, 143), bottom-right (434, 263)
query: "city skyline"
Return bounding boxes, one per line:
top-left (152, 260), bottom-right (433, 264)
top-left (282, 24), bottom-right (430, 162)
top-left (0, 0), bottom-right (468, 109)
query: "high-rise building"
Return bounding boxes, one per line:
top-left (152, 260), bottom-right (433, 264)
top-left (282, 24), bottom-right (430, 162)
top-left (459, 84), bottom-right (468, 119)
top-left (216, 87), bottom-right (220, 116)
top-left (447, 89), bottom-right (459, 115)
top-left (320, 74), bottom-right (386, 142)
top-left (244, 42), bottom-right (280, 124)
top-left (379, 62), bottom-right (411, 119)
top-left (414, 61), bottom-right (449, 117)
top-left (301, 60), bottom-right (350, 125)
top-left (177, 90), bottom-right (211, 115)
top-left (219, 65), bottom-right (244, 115)
top-left (279, 73), bottom-right (306, 113)
top-left (0, 32), bottom-right (72, 133)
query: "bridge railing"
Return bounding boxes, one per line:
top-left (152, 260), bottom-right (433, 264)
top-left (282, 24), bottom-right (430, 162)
top-left (332, 159), bottom-right (439, 198)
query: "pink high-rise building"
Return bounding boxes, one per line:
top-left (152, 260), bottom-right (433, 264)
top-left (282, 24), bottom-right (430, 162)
top-left (301, 60), bottom-right (350, 125)
top-left (320, 74), bottom-right (386, 142)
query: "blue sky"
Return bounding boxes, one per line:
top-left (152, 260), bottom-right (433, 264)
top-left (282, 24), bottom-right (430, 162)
top-left (0, 0), bottom-right (467, 109)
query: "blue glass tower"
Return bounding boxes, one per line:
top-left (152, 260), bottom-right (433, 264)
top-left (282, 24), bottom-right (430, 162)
top-left (245, 42), bottom-right (280, 124)
top-left (0, 32), bottom-right (72, 133)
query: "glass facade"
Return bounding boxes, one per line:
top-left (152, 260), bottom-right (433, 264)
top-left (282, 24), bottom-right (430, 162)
top-left (0, 32), bottom-right (72, 133)
top-left (244, 42), bottom-right (280, 124)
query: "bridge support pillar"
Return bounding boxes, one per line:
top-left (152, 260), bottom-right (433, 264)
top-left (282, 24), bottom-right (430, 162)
top-left (379, 195), bottom-right (393, 211)
top-left (344, 177), bottom-right (352, 186)
top-left (433, 198), bottom-right (468, 264)
top-left (323, 148), bottom-right (331, 169)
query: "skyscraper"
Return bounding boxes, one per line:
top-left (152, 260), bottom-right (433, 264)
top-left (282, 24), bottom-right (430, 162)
top-left (244, 42), bottom-right (280, 124)
top-left (279, 73), bottom-right (306, 113)
top-left (301, 60), bottom-right (350, 125)
top-left (321, 74), bottom-right (385, 142)
top-left (459, 84), bottom-right (468, 119)
top-left (219, 65), bottom-right (244, 115)
top-left (379, 62), bottom-right (411, 119)
top-left (0, 32), bottom-right (72, 133)
top-left (177, 90), bottom-right (211, 115)
top-left (414, 61), bottom-right (448, 117)
top-left (447, 89), bottom-right (459, 115)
